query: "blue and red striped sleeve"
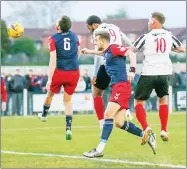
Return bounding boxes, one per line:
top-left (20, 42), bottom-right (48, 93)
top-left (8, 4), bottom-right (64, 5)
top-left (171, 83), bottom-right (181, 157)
top-left (48, 36), bottom-right (56, 52)
top-left (111, 44), bottom-right (129, 57)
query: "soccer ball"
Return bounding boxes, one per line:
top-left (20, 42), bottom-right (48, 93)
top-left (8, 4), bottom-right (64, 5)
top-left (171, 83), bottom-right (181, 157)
top-left (7, 22), bottom-right (24, 38)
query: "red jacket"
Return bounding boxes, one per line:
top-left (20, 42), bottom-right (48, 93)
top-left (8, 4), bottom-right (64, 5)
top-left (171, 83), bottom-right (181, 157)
top-left (1, 77), bottom-right (7, 102)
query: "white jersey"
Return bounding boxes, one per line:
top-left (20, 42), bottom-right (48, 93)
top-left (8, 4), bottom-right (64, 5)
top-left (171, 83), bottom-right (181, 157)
top-left (133, 29), bottom-right (182, 75)
top-left (92, 23), bottom-right (132, 76)
top-left (93, 23), bottom-right (123, 46)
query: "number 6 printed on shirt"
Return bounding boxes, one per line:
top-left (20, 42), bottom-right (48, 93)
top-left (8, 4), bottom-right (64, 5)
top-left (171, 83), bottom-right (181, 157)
top-left (64, 38), bottom-right (71, 50)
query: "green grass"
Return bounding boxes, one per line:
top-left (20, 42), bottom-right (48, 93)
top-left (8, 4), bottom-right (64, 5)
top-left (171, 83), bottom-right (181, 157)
top-left (1, 112), bottom-right (186, 168)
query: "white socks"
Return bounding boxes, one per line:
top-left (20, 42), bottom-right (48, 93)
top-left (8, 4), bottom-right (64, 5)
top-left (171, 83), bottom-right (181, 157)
top-left (96, 141), bottom-right (106, 153)
top-left (99, 119), bottom-right (104, 129)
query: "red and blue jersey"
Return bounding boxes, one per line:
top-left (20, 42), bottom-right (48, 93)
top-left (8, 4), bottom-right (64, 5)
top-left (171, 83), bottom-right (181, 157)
top-left (104, 44), bottom-right (129, 85)
top-left (48, 31), bottom-right (80, 71)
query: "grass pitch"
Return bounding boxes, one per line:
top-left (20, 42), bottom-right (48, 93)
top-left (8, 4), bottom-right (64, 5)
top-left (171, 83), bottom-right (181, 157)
top-left (1, 112), bottom-right (186, 168)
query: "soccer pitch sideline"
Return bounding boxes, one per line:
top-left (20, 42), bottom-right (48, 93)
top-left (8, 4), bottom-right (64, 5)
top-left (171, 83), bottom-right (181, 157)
top-left (1, 112), bottom-right (186, 168)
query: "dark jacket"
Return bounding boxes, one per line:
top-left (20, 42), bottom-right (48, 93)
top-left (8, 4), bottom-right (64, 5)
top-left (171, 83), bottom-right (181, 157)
top-left (10, 75), bottom-right (25, 93)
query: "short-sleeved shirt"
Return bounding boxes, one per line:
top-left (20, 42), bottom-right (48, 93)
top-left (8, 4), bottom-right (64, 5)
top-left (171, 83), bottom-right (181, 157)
top-left (133, 29), bottom-right (182, 75)
top-left (104, 44), bottom-right (129, 85)
top-left (48, 31), bottom-right (80, 71)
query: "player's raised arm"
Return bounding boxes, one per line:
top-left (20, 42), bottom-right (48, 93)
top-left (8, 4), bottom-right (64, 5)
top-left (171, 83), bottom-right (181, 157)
top-left (130, 34), bottom-right (146, 52)
top-left (171, 35), bottom-right (185, 53)
top-left (46, 37), bottom-right (57, 91)
top-left (120, 31), bottom-right (132, 46)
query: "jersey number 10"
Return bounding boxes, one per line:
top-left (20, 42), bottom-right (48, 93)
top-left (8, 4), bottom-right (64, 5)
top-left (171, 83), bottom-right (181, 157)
top-left (64, 38), bottom-right (71, 50)
top-left (154, 38), bottom-right (166, 53)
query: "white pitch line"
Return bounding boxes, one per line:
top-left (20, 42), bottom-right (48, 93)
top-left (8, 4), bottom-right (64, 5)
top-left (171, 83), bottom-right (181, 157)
top-left (1, 125), bottom-right (98, 132)
top-left (1, 123), bottom-right (185, 132)
top-left (1, 150), bottom-right (186, 168)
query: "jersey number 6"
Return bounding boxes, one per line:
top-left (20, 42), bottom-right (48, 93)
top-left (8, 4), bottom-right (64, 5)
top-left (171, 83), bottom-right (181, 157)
top-left (64, 38), bottom-right (71, 50)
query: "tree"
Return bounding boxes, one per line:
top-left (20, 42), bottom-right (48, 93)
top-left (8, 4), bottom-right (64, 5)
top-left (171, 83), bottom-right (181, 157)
top-left (4, 1), bottom-right (70, 28)
top-left (1, 20), bottom-right (11, 57)
top-left (12, 37), bottom-right (37, 58)
top-left (106, 8), bottom-right (129, 19)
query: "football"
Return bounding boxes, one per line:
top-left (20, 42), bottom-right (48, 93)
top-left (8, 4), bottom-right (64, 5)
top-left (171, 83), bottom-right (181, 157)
top-left (7, 22), bottom-right (24, 38)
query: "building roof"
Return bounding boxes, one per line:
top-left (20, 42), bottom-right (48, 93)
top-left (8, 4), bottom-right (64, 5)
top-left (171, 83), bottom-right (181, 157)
top-left (23, 28), bottom-right (47, 41)
top-left (43, 18), bottom-right (149, 37)
top-left (168, 27), bottom-right (186, 39)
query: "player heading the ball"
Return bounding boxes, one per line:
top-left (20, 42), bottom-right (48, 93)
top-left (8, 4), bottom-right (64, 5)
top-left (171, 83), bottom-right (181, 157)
top-left (38, 16), bottom-right (81, 140)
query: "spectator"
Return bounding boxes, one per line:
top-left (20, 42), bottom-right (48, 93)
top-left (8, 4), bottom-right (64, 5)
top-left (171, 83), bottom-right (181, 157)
top-left (83, 69), bottom-right (91, 92)
top-left (41, 71), bottom-right (48, 93)
top-left (25, 69), bottom-right (34, 115)
top-left (75, 76), bottom-right (86, 92)
top-left (171, 71), bottom-right (181, 111)
top-left (1, 76), bottom-right (7, 115)
top-left (179, 70), bottom-right (186, 90)
top-left (149, 90), bottom-right (158, 112)
top-left (31, 70), bottom-right (43, 94)
top-left (4, 72), bottom-right (13, 116)
top-left (10, 68), bottom-right (25, 116)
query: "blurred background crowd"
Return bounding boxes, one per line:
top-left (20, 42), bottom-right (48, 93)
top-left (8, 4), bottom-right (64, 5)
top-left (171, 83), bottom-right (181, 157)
top-left (1, 1), bottom-right (186, 116)
top-left (1, 66), bottom-right (186, 116)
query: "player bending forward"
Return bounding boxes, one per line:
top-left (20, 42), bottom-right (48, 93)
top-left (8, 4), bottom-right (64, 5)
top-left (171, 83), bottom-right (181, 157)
top-left (38, 16), bottom-right (81, 140)
top-left (82, 31), bottom-right (151, 158)
top-left (132, 12), bottom-right (185, 154)
top-left (86, 15), bottom-right (133, 130)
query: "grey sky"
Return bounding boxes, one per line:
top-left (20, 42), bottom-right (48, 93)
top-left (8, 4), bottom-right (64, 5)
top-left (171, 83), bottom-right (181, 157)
top-left (1, 1), bottom-right (186, 28)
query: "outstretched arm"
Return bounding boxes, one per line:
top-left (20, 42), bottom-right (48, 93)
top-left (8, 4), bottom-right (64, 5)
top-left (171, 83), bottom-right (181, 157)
top-left (120, 31), bottom-right (132, 46)
top-left (171, 35), bottom-right (185, 53)
top-left (82, 48), bottom-right (104, 55)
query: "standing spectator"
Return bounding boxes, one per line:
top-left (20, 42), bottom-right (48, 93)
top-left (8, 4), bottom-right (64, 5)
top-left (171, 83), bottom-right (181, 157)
top-left (1, 76), bottom-right (7, 115)
top-left (25, 69), bottom-right (34, 115)
top-left (4, 72), bottom-right (13, 116)
top-left (149, 90), bottom-right (158, 112)
top-left (171, 71), bottom-right (181, 111)
top-left (83, 69), bottom-right (91, 92)
top-left (41, 71), bottom-right (48, 93)
top-left (31, 70), bottom-right (43, 94)
top-left (75, 76), bottom-right (86, 92)
top-left (179, 69), bottom-right (186, 90)
top-left (10, 68), bottom-right (25, 116)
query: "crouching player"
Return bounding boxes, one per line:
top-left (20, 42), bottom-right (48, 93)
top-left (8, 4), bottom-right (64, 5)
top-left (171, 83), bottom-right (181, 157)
top-left (38, 16), bottom-right (81, 140)
top-left (82, 31), bottom-right (154, 158)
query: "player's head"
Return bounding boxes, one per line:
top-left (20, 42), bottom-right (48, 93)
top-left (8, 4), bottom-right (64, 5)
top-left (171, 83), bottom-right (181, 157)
top-left (148, 12), bottom-right (165, 30)
top-left (94, 31), bottom-right (110, 51)
top-left (86, 15), bottom-right (102, 34)
top-left (55, 15), bottom-right (72, 33)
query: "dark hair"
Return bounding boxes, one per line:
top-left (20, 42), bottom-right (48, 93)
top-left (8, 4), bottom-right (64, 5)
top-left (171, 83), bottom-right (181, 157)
top-left (59, 15), bottom-right (72, 32)
top-left (95, 31), bottom-right (110, 42)
top-left (86, 15), bottom-right (102, 25)
top-left (152, 12), bottom-right (165, 24)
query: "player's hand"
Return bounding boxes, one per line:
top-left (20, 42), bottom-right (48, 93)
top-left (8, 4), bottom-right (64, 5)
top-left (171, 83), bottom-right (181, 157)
top-left (2, 102), bottom-right (6, 112)
top-left (91, 76), bottom-right (97, 85)
top-left (128, 72), bottom-right (135, 83)
top-left (81, 48), bottom-right (92, 54)
top-left (46, 80), bottom-right (51, 92)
